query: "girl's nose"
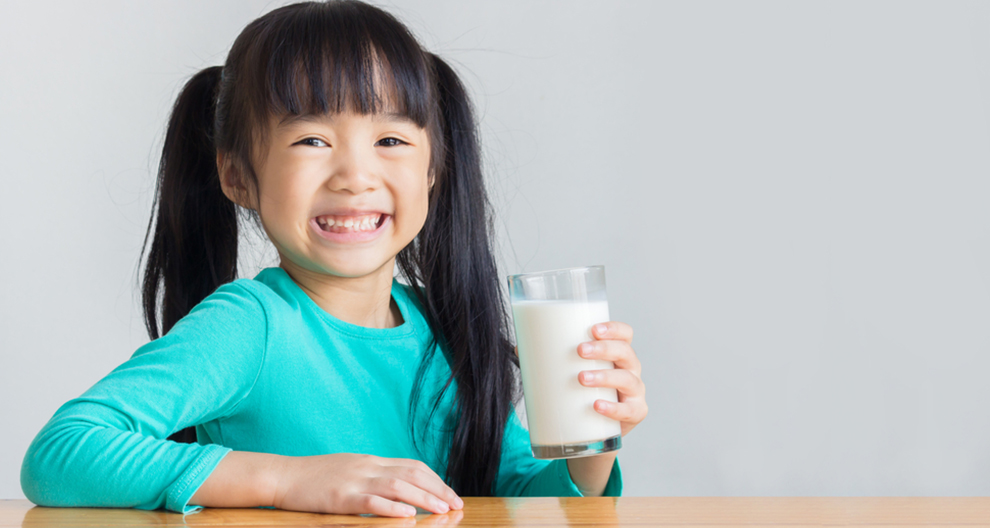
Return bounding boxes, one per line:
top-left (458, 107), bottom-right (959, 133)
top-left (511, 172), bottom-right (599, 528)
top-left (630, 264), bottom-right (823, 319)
top-left (326, 147), bottom-right (380, 194)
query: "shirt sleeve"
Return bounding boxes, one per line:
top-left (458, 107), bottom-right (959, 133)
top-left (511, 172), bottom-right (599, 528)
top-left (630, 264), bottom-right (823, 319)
top-left (494, 406), bottom-right (623, 497)
top-left (19, 281), bottom-right (269, 515)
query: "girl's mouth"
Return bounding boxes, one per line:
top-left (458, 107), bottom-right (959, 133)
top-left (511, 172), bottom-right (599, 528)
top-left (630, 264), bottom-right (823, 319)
top-left (311, 213), bottom-right (390, 243)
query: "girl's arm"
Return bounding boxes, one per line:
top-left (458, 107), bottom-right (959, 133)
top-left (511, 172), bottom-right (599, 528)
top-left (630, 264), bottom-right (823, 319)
top-left (565, 451), bottom-right (619, 497)
top-left (20, 282), bottom-right (269, 514)
top-left (193, 447), bottom-right (466, 517)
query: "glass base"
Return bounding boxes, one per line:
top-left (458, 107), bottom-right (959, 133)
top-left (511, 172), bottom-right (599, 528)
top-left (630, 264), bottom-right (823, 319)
top-left (531, 434), bottom-right (622, 460)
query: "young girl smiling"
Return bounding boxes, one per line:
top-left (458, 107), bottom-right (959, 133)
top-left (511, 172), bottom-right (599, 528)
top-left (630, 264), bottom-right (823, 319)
top-left (21, 0), bottom-right (648, 518)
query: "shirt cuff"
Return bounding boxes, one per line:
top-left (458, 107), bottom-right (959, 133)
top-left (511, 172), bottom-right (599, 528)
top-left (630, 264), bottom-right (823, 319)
top-left (165, 444), bottom-right (232, 514)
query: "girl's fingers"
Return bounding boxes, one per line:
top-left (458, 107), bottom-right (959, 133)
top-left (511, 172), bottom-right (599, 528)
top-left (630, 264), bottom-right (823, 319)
top-left (578, 368), bottom-right (645, 398)
top-left (371, 476), bottom-right (452, 515)
top-left (380, 458), bottom-right (462, 508)
top-left (592, 321), bottom-right (633, 344)
top-left (392, 465), bottom-right (464, 510)
top-left (577, 340), bottom-right (641, 376)
top-left (353, 493), bottom-right (419, 518)
top-left (593, 398), bottom-right (646, 423)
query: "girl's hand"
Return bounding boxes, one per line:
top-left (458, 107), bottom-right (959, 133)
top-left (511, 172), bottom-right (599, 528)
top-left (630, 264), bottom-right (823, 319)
top-left (272, 453), bottom-right (463, 517)
top-left (512, 321), bottom-right (647, 437)
top-left (578, 321), bottom-right (647, 436)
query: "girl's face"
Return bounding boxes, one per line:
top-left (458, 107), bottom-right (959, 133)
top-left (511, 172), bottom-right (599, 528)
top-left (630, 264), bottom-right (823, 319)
top-left (223, 110), bottom-right (432, 280)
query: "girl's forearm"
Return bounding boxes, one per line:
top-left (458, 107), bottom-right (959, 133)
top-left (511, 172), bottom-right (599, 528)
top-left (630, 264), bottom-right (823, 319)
top-left (189, 450), bottom-right (284, 508)
top-left (565, 452), bottom-right (617, 497)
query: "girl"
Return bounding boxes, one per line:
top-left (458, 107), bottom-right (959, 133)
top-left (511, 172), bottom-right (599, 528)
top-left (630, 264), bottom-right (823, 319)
top-left (20, 0), bottom-right (647, 518)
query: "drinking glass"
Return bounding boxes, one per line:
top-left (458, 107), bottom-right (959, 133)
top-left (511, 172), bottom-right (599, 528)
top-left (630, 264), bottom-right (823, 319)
top-left (507, 265), bottom-right (622, 459)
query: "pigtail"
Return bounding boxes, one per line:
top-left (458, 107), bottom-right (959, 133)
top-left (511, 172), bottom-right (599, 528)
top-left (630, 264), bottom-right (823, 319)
top-left (140, 66), bottom-right (238, 342)
top-left (139, 66), bottom-right (237, 445)
top-left (398, 54), bottom-right (521, 496)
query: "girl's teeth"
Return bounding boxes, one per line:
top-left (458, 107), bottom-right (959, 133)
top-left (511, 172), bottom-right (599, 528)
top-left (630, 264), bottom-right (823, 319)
top-left (317, 214), bottom-right (382, 232)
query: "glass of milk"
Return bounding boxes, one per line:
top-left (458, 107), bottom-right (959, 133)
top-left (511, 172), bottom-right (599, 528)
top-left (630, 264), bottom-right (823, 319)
top-left (507, 265), bottom-right (622, 459)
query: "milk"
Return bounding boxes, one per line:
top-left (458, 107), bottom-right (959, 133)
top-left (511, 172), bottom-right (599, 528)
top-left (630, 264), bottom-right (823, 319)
top-left (511, 299), bottom-right (621, 447)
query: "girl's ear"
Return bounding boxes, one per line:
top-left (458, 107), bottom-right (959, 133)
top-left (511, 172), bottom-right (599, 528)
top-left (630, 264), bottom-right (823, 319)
top-left (216, 151), bottom-right (256, 210)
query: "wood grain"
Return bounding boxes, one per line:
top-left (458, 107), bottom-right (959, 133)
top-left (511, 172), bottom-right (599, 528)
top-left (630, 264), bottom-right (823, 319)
top-left (2, 497), bottom-right (988, 526)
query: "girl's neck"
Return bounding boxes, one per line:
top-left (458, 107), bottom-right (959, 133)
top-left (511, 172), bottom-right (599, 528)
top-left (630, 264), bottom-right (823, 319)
top-left (277, 258), bottom-right (404, 329)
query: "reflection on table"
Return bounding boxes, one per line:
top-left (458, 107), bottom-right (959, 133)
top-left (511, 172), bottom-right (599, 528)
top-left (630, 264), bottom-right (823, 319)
top-left (3, 497), bottom-right (989, 526)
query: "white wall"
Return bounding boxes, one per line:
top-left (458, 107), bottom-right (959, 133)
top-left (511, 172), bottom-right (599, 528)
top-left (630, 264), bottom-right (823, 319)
top-left (2, 0), bottom-right (989, 499)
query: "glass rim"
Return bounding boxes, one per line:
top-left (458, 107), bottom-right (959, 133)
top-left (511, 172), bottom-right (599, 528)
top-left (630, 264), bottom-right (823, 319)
top-left (507, 264), bottom-right (604, 280)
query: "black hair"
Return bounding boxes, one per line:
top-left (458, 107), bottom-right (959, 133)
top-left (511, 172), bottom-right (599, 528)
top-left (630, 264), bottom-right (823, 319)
top-left (140, 0), bottom-right (521, 497)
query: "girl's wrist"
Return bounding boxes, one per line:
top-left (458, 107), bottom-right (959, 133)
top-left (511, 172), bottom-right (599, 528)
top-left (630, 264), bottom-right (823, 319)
top-left (565, 451), bottom-right (618, 497)
top-left (267, 453), bottom-right (294, 509)
top-left (190, 450), bottom-right (289, 509)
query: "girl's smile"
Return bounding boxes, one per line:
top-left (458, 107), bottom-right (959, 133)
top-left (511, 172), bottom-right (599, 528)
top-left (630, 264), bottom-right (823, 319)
top-left (309, 211), bottom-right (391, 243)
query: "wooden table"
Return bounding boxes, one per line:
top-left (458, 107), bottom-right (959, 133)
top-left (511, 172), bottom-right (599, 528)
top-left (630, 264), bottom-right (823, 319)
top-left (2, 498), bottom-right (988, 526)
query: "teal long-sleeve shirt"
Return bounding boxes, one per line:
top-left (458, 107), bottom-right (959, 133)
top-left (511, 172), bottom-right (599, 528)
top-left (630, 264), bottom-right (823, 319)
top-left (21, 267), bottom-right (622, 514)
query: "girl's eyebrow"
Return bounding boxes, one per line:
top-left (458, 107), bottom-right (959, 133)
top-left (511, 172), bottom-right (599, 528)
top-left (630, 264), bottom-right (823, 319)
top-left (277, 112), bottom-right (416, 130)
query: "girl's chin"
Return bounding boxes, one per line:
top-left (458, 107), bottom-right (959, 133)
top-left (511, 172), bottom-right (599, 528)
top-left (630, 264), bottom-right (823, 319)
top-left (301, 253), bottom-right (398, 279)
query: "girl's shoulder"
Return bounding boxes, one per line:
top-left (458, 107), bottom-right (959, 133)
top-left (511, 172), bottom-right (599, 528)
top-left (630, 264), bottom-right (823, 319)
top-left (195, 272), bottom-right (282, 310)
top-left (181, 268), bottom-right (298, 328)
top-left (219, 267), bottom-right (304, 308)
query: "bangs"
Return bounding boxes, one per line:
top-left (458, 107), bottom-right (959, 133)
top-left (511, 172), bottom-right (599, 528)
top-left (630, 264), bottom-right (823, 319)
top-left (242, 2), bottom-right (435, 135)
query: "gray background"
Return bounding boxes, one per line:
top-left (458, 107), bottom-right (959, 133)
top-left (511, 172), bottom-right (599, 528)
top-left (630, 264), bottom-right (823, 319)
top-left (2, 0), bottom-right (989, 499)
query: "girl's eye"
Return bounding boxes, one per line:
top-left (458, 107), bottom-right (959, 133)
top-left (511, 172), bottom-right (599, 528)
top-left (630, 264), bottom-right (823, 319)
top-left (298, 138), bottom-right (328, 147)
top-left (377, 137), bottom-right (407, 147)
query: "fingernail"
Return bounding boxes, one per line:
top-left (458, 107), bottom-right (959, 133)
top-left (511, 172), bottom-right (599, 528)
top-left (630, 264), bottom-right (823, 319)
top-left (436, 500), bottom-right (449, 512)
top-left (582, 372), bottom-right (594, 382)
top-left (454, 497), bottom-right (464, 508)
top-left (595, 324), bottom-right (607, 336)
top-left (579, 343), bottom-right (593, 357)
